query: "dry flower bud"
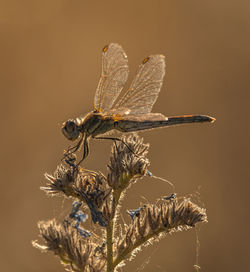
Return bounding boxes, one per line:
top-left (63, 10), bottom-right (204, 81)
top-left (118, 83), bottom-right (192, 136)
top-left (73, 170), bottom-right (111, 227)
top-left (114, 198), bottom-right (207, 266)
top-left (41, 164), bottom-right (76, 197)
top-left (33, 219), bottom-right (106, 272)
top-left (107, 134), bottom-right (150, 190)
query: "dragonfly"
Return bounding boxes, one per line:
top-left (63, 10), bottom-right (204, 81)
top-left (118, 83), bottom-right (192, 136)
top-left (62, 43), bottom-right (215, 166)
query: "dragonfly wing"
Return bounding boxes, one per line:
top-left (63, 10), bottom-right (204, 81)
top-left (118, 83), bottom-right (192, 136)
top-left (114, 113), bottom-right (168, 132)
top-left (102, 107), bottom-right (131, 116)
top-left (119, 113), bottom-right (167, 121)
top-left (94, 43), bottom-right (129, 112)
top-left (114, 55), bottom-right (165, 114)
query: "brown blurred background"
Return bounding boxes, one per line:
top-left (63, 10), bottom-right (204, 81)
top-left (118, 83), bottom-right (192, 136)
top-left (1, 0), bottom-right (249, 271)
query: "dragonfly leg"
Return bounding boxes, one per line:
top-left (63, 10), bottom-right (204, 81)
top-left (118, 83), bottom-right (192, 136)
top-left (62, 136), bottom-right (84, 161)
top-left (94, 136), bottom-right (140, 158)
top-left (77, 138), bottom-right (90, 166)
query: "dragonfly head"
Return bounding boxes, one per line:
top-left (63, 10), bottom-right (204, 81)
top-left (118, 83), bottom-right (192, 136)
top-left (62, 119), bottom-right (80, 141)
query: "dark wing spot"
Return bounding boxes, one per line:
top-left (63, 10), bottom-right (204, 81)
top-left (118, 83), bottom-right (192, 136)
top-left (103, 45), bottom-right (109, 52)
top-left (142, 57), bottom-right (150, 64)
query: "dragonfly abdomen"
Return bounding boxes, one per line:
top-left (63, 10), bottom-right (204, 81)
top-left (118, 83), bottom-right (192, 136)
top-left (165, 115), bottom-right (215, 126)
top-left (115, 119), bottom-right (169, 132)
top-left (115, 114), bottom-right (214, 133)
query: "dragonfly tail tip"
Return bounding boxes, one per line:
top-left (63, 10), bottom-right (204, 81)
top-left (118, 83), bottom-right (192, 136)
top-left (209, 117), bottom-right (216, 123)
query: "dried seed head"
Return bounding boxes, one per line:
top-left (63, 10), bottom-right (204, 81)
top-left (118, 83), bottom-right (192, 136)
top-left (74, 170), bottom-right (110, 209)
top-left (107, 134), bottom-right (150, 190)
top-left (73, 170), bottom-right (111, 227)
top-left (115, 198), bottom-right (207, 264)
top-left (41, 164), bottom-right (76, 197)
top-left (33, 220), bottom-right (106, 272)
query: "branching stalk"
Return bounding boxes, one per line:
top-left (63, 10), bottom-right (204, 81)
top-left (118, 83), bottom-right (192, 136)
top-left (33, 135), bottom-right (208, 272)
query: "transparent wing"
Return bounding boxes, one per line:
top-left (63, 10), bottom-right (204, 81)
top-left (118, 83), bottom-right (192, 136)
top-left (114, 55), bottom-right (165, 114)
top-left (94, 43), bottom-right (129, 112)
top-left (119, 113), bottom-right (167, 121)
top-left (113, 113), bottom-right (168, 132)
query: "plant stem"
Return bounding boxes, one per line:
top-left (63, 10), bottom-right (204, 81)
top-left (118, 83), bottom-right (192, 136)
top-left (106, 221), bottom-right (114, 272)
top-left (106, 188), bottom-right (123, 272)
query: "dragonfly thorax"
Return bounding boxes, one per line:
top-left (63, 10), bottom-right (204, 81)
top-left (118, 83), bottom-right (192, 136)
top-left (62, 119), bottom-right (80, 141)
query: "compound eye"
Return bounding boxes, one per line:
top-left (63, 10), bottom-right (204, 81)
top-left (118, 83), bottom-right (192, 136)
top-left (66, 121), bottom-right (76, 133)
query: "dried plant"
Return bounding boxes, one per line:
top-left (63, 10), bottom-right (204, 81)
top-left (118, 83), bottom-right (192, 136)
top-left (33, 134), bottom-right (207, 272)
